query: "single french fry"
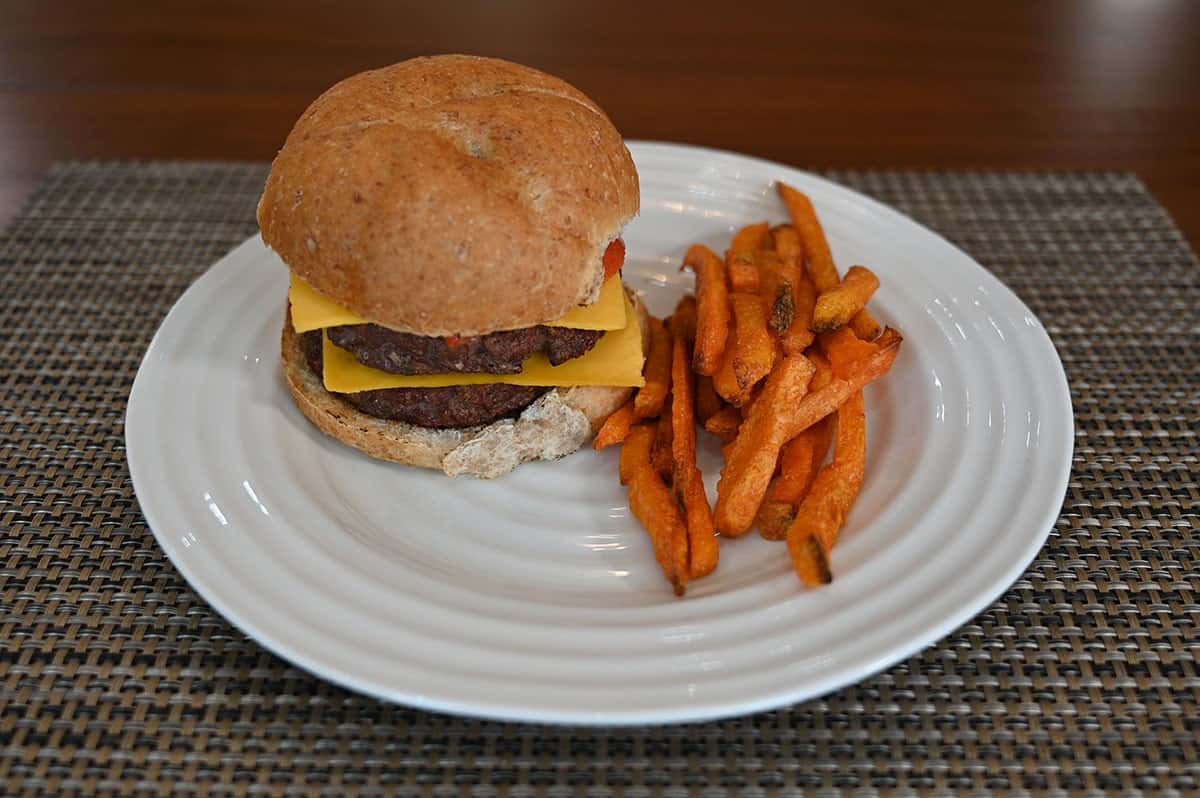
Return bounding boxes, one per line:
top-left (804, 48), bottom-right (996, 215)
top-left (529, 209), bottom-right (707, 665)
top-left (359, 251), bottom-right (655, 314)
top-left (812, 266), bottom-right (880, 333)
top-left (633, 317), bottom-right (671, 419)
top-left (771, 224), bottom-right (805, 263)
top-left (619, 423), bottom-right (653, 485)
top-left (712, 327), bottom-right (746, 405)
top-left (703, 405), bottom-right (741, 442)
top-left (650, 396), bottom-right (674, 481)
top-left (695, 375), bottom-right (722, 424)
top-left (714, 354), bottom-right (816, 536)
top-left (818, 327), bottom-right (878, 378)
top-left (779, 329), bottom-right (901, 441)
top-left (788, 532), bottom-right (832, 587)
top-left (729, 292), bottom-right (776, 393)
top-left (756, 502), bottom-right (796, 543)
top-left (727, 253), bottom-right (762, 292)
top-left (737, 384), bottom-right (763, 420)
top-left (683, 245), bottom-right (730, 375)
top-left (756, 416), bottom-right (831, 539)
top-left (672, 330), bottom-right (705, 588)
top-left (849, 308), bottom-right (884, 341)
top-left (683, 475), bottom-right (718, 578)
top-left (594, 397), bottom-right (638, 449)
top-left (669, 327), bottom-right (718, 579)
top-left (768, 283), bottom-right (794, 333)
top-left (670, 327), bottom-right (697, 496)
top-left (781, 274), bottom-right (817, 355)
top-left (621, 424), bottom-right (689, 595)
top-left (670, 295), bottom-right (698, 344)
top-left (787, 388), bottom-right (866, 564)
top-left (730, 221), bottom-right (772, 253)
top-left (807, 349), bottom-right (834, 391)
top-left (746, 250), bottom-right (794, 336)
top-left (776, 182), bottom-right (839, 293)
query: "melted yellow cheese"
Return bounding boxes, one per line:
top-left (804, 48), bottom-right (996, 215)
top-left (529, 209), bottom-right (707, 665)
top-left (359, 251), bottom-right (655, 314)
top-left (289, 273), bottom-right (626, 334)
top-left (288, 275), bottom-right (365, 332)
top-left (323, 294), bottom-right (645, 392)
top-left (544, 277), bottom-right (626, 330)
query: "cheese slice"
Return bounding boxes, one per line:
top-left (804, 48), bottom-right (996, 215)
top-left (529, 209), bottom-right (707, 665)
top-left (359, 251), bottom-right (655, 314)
top-left (544, 277), bottom-right (625, 330)
top-left (288, 275), bottom-right (366, 333)
top-left (289, 273), bottom-right (626, 333)
top-left (323, 294), bottom-right (645, 392)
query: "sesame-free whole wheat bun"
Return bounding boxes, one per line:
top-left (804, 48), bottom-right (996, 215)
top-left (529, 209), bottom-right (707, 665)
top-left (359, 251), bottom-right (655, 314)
top-left (262, 55), bottom-right (646, 478)
top-left (258, 54), bottom-right (640, 337)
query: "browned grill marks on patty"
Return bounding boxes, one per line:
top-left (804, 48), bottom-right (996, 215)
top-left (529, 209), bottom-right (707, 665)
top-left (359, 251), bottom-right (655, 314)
top-left (300, 331), bottom-right (548, 428)
top-left (326, 323), bottom-right (604, 375)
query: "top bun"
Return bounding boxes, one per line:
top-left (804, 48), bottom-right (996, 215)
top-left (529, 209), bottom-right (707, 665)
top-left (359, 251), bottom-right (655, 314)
top-left (257, 54), bottom-right (640, 336)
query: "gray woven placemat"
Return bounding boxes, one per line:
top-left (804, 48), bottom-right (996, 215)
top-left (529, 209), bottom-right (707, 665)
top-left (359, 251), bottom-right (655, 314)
top-left (2, 163), bottom-right (1197, 796)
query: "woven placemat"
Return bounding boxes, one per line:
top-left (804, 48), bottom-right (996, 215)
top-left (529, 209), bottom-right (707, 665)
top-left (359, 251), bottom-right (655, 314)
top-left (2, 163), bottom-right (1196, 796)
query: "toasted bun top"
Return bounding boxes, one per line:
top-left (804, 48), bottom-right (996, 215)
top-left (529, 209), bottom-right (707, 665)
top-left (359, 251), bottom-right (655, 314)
top-left (257, 54), bottom-right (640, 336)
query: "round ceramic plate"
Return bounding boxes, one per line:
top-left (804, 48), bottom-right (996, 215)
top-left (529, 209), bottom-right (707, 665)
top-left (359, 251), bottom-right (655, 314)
top-left (126, 141), bottom-right (1072, 724)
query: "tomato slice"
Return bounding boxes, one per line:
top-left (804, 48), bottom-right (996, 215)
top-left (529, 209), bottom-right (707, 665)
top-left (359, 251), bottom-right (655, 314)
top-left (602, 238), bottom-right (626, 281)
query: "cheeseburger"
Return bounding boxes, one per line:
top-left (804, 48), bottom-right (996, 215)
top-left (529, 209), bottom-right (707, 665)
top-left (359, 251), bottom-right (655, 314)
top-left (258, 55), bottom-right (646, 478)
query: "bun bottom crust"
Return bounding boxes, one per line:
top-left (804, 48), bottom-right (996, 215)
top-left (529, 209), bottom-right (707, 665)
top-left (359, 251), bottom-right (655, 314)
top-left (280, 297), bottom-right (646, 479)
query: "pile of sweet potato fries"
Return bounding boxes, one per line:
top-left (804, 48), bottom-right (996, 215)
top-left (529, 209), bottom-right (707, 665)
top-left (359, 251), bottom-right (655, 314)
top-left (596, 181), bottom-right (902, 595)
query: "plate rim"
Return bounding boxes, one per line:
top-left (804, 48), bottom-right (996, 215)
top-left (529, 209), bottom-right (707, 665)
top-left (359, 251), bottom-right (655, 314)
top-left (126, 141), bottom-right (1074, 725)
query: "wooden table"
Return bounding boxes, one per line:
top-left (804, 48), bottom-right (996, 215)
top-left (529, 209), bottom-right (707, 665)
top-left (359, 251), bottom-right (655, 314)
top-left (3, 1), bottom-right (1199, 248)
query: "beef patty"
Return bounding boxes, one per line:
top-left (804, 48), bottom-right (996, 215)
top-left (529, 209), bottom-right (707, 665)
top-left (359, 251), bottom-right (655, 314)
top-left (326, 323), bottom-right (603, 375)
top-left (301, 331), bottom-right (548, 429)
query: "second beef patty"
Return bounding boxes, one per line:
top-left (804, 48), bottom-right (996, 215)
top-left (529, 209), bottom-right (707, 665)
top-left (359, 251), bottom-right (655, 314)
top-left (301, 331), bottom-right (549, 428)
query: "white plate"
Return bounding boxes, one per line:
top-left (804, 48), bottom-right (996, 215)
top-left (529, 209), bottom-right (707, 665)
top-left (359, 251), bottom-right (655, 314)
top-left (126, 141), bottom-right (1072, 725)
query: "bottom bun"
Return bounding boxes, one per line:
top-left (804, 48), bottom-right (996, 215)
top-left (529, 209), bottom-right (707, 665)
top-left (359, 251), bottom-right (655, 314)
top-left (281, 296), bottom-right (647, 479)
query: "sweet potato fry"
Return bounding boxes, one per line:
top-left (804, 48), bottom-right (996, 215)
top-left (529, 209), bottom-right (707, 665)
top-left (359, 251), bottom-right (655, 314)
top-left (780, 274), bottom-right (817, 355)
top-left (670, 295), bottom-right (698, 344)
top-left (849, 308), bottom-right (884, 341)
top-left (633, 317), bottom-right (671, 419)
top-left (703, 405), bottom-right (741, 442)
top-left (650, 397), bottom-right (674, 481)
top-left (682, 475), bottom-right (718, 578)
top-left (714, 353), bottom-right (816, 536)
top-left (818, 327), bottom-right (878, 378)
top-left (695, 375), bottom-right (722, 424)
top-left (737, 385), bottom-right (763, 420)
top-left (788, 533), bottom-right (832, 587)
top-left (787, 388), bottom-right (866, 563)
top-left (619, 423), bottom-right (653, 485)
top-left (594, 397), bottom-right (638, 449)
top-left (763, 230), bottom-right (814, 353)
top-left (730, 221), bottom-right (771, 253)
top-left (768, 283), bottom-right (794, 333)
top-left (756, 416), bottom-right (832, 539)
top-left (807, 349), bottom-right (834, 390)
top-left (777, 182), bottom-right (839, 294)
top-left (712, 331), bottom-right (746, 405)
top-left (727, 252), bottom-right (762, 292)
top-left (813, 266), bottom-right (880, 333)
top-left (670, 327), bottom-right (697, 495)
top-left (771, 224), bottom-right (804, 262)
top-left (748, 251), bottom-right (793, 333)
top-left (669, 326), bottom-right (718, 578)
top-left (729, 292), bottom-right (776, 393)
top-left (683, 245), bottom-right (730, 375)
top-left (620, 425), bottom-right (688, 595)
top-left (779, 329), bottom-right (901, 441)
